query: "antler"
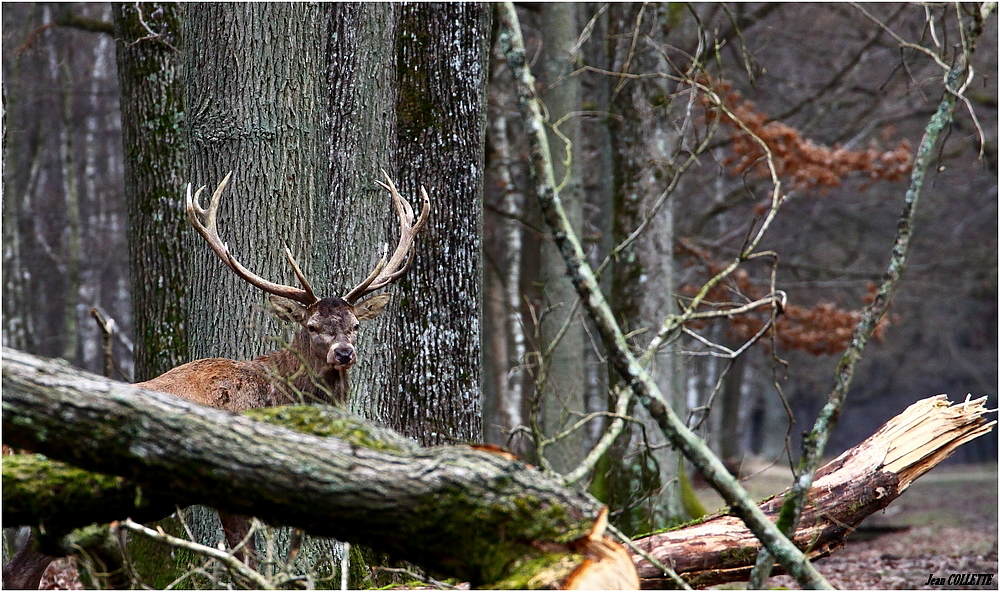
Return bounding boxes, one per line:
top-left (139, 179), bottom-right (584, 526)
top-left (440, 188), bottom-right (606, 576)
top-left (187, 172), bottom-right (319, 306)
top-left (343, 170), bottom-right (431, 304)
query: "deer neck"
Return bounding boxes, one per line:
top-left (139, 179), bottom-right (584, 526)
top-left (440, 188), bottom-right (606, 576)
top-left (257, 341), bottom-right (349, 406)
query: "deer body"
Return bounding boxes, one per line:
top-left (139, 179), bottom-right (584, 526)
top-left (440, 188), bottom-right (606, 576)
top-left (136, 296), bottom-right (389, 410)
top-left (141, 172), bottom-right (426, 566)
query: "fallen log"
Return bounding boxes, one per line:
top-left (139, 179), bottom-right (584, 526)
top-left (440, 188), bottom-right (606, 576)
top-left (1, 347), bottom-right (638, 589)
top-left (631, 395), bottom-right (995, 588)
top-left (3, 348), bottom-right (993, 589)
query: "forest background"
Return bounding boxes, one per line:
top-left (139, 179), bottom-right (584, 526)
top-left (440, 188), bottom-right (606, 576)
top-left (2, 2), bottom-right (997, 585)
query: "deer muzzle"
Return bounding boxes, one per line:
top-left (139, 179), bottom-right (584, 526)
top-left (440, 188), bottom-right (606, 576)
top-left (330, 344), bottom-right (356, 368)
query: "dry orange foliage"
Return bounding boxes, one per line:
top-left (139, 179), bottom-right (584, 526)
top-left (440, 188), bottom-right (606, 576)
top-left (677, 239), bottom-right (891, 356)
top-left (702, 80), bottom-right (913, 190)
top-left (672, 79), bottom-right (905, 354)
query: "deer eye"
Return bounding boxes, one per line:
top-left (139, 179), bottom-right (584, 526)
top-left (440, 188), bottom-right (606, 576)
top-left (307, 325), bottom-right (319, 333)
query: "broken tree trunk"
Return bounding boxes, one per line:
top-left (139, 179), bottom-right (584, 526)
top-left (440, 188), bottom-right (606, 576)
top-left (631, 395), bottom-right (995, 588)
top-left (3, 348), bottom-right (993, 589)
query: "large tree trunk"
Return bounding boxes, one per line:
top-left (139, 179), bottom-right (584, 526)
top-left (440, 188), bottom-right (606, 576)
top-left (181, 3), bottom-right (336, 582)
top-left (184, 3), bottom-right (329, 363)
top-left (321, 3), bottom-right (399, 419)
top-left (3, 349), bottom-right (993, 589)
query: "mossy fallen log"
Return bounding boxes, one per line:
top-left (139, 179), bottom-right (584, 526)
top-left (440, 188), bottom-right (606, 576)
top-left (2, 347), bottom-right (638, 589)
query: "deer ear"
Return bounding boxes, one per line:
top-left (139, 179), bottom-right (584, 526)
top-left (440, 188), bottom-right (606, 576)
top-left (269, 295), bottom-right (309, 322)
top-left (354, 293), bottom-right (392, 321)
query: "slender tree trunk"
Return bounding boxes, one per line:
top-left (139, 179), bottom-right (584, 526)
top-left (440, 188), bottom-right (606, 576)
top-left (536, 2), bottom-right (588, 472)
top-left (718, 350), bottom-right (747, 471)
top-left (386, 2), bottom-right (490, 445)
top-left (605, 3), bottom-right (684, 532)
top-left (484, 25), bottom-right (528, 445)
top-left (114, 2), bottom-right (187, 381)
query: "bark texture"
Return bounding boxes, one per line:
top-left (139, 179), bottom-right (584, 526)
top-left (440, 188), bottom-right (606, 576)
top-left (386, 3), bottom-right (490, 445)
top-left (180, 3), bottom-right (337, 579)
top-left (322, 3), bottom-right (400, 416)
top-left (114, 2), bottom-right (187, 381)
top-left (183, 3), bottom-right (329, 363)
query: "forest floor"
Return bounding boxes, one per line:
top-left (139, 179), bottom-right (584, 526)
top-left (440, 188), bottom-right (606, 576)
top-left (699, 461), bottom-right (998, 590)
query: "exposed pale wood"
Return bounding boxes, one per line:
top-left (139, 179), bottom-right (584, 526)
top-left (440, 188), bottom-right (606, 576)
top-left (631, 395), bottom-right (995, 588)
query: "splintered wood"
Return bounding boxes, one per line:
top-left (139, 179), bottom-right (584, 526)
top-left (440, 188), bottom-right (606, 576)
top-left (630, 395), bottom-right (996, 589)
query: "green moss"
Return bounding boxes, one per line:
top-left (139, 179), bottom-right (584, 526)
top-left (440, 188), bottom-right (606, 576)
top-left (719, 544), bottom-right (758, 565)
top-left (3, 455), bottom-right (129, 529)
top-left (122, 515), bottom-right (207, 589)
top-left (489, 552), bottom-right (583, 590)
top-left (406, 481), bottom-right (591, 585)
top-left (242, 406), bottom-right (415, 454)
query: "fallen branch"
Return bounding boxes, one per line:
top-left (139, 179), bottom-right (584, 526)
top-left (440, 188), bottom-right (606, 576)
top-left (633, 395), bottom-right (995, 588)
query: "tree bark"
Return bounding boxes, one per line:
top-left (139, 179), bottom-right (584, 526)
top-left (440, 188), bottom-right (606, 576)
top-left (386, 2), bottom-right (490, 445)
top-left (114, 2), bottom-right (187, 381)
top-left (4, 349), bottom-right (992, 589)
top-left (321, 3), bottom-right (399, 417)
top-left (604, 3), bottom-right (685, 532)
top-left (184, 3), bottom-right (330, 363)
top-left (534, 3), bottom-right (588, 473)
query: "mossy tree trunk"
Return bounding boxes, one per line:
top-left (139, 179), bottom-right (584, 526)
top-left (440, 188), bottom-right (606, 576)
top-left (602, 3), bottom-right (685, 534)
top-left (115, 2), bottom-right (187, 381)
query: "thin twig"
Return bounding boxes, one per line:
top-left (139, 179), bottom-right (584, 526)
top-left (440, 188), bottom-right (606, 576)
top-left (117, 519), bottom-right (272, 589)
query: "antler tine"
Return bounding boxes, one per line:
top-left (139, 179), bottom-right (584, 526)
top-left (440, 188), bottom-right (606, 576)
top-left (186, 172), bottom-right (318, 306)
top-left (343, 171), bottom-right (430, 304)
top-left (282, 246), bottom-right (318, 304)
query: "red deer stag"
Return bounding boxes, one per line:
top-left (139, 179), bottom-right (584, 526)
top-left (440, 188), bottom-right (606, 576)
top-left (3, 172), bottom-right (430, 586)
top-left (3, 176), bottom-right (427, 586)
top-left (136, 171), bottom-right (430, 564)
top-left (139, 169), bottom-right (430, 408)
top-left (142, 170), bottom-right (429, 567)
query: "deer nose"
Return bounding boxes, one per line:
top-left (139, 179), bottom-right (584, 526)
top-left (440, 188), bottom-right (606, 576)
top-left (331, 345), bottom-right (355, 367)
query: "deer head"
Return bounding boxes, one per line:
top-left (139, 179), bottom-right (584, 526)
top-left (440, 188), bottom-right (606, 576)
top-left (185, 170), bottom-right (430, 397)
